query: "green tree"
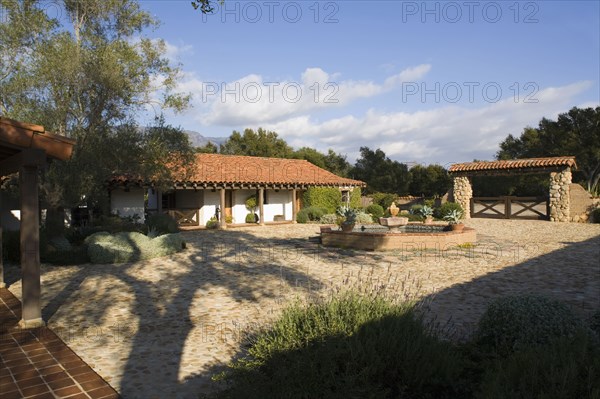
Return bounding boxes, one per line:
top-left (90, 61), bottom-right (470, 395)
top-left (220, 128), bottom-right (294, 158)
top-left (352, 147), bottom-right (411, 195)
top-left (196, 141), bottom-right (219, 153)
top-left (293, 147), bottom-right (327, 169)
top-left (1, 0), bottom-right (191, 211)
top-left (497, 107), bottom-right (600, 194)
top-left (324, 149), bottom-right (352, 178)
top-left (409, 164), bottom-right (451, 197)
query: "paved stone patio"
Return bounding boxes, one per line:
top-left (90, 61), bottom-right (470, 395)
top-left (3, 219), bottom-right (600, 398)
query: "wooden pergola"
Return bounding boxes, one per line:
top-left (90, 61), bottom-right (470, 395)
top-left (0, 117), bottom-right (75, 328)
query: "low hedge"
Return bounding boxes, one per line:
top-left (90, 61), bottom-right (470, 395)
top-left (85, 231), bottom-right (185, 264)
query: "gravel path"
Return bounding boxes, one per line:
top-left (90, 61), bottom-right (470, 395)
top-left (6, 219), bottom-right (600, 398)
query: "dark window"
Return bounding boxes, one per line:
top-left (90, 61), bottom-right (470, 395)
top-left (341, 190), bottom-right (350, 203)
top-left (162, 192), bottom-right (176, 209)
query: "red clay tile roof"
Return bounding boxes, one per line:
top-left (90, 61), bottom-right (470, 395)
top-left (449, 156), bottom-right (577, 173)
top-left (180, 153), bottom-right (365, 186)
top-left (110, 153), bottom-right (365, 187)
top-left (0, 117), bottom-right (75, 161)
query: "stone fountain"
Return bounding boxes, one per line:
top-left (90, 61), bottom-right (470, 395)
top-left (378, 202), bottom-right (409, 232)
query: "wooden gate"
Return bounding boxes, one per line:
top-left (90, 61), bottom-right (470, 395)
top-left (470, 196), bottom-right (548, 220)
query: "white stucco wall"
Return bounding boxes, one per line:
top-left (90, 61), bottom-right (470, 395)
top-left (111, 188), bottom-right (145, 222)
top-left (263, 190), bottom-right (292, 222)
top-left (232, 189), bottom-right (256, 224)
top-left (201, 191), bottom-right (219, 225)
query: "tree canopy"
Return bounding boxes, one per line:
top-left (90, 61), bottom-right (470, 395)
top-left (220, 128), bottom-right (294, 158)
top-left (497, 106), bottom-right (600, 194)
top-left (351, 147), bottom-right (411, 195)
top-left (0, 0), bottom-right (192, 211)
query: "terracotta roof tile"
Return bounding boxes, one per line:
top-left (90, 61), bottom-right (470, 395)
top-left (111, 153), bottom-right (365, 187)
top-left (449, 156), bottom-right (577, 173)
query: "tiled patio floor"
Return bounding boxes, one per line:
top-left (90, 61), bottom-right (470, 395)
top-left (0, 288), bottom-right (120, 399)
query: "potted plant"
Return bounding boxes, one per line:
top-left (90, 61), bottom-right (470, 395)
top-left (245, 195), bottom-right (259, 223)
top-left (337, 206), bottom-right (357, 232)
top-left (420, 205), bottom-right (434, 224)
top-left (443, 209), bottom-right (464, 231)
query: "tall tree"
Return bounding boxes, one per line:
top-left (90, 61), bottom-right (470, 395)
top-left (497, 107), bottom-right (600, 194)
top-left (1, 0), bottom-right (191, 210)
top-left (220, 128), bottom-right (294, 158)
top-left (352, 147), bottom-right (411, 195)
top-left (409, 164), bottom-right (451, 197)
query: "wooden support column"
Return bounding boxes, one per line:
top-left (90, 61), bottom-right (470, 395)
top-left (291, 189), bottom-right (297, 223)
top-left (19, 162), bottom-right (44, 328)
top-left (0, 227), bottom-right (4, 289)
top-left (258, 188), bottom-right (265, 226)
top-left (219, 188), bottom-right (227, 229)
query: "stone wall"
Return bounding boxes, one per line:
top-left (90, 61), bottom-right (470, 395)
top-left (549, 169), bottom-right (571, 222)
top-left (452, 176), bottom-right (472, 219)
top-left (569, 183), bottom-right (600, 223)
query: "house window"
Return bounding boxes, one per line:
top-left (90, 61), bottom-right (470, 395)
top-left (341, 190), bottom-right (350, 204)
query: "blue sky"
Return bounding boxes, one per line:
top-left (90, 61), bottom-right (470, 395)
top-left (140, 0), bottom-right (599, 166)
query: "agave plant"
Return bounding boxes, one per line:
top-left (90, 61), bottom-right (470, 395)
top-left (336, 206), bottom-right (357, 225)
top-left (419, 205), bottom-right (433, 218)
top-left (443, 209), bottom-right (463, 224)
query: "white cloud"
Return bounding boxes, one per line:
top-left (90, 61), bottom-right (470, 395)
top-left (175, 64), bottom-right (432, 126)
top-left (263, 81), bottom-right (596, 166)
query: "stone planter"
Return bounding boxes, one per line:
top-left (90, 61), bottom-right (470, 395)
top-left (450, 223), bottom-right (465, 232)
top-left (341, 223), bottom-right (355, 232)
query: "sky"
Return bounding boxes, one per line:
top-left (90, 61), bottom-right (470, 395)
top-left (138, 0), bottom-right (599, 166)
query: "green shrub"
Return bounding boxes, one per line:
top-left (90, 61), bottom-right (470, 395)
top-left (85, 231), bottom-right (185, 264)
top-left (475, 295), bottom-right (582, 355)
top-left (305, 206), bottom-right (327, 221)
top-left (146, 213), bottom-right (179, 235)
top-left (296, 209), bottom-right (309, 223)
top-left (355, 210), bottom-right (373, 224)
top-left (589, 310), bottom-right (600, 337)
top-left (245, 213), bottom-right (257, 223)
top-left (407, 214), bottom-right (423, 222)
top-left (370, 192), bottom-right (396, 209)
top-left (366, 204), bottom-right (384, 219)
top-left (319, 214), bottom-right (338, 224)
top-left (92, 214), bottom-right (144, 234)
top-left (349, 187), bottom-right (362, 209)
top-left (591, 207), bottom-right (600, 223)
top-left (303, 187), bottom-right (342, 213)
top-left (217, 291), bottom-right (464, 399)
top-left (245, 195), bottom-right (258, 212)
top-left (42, 246), bottom-right (90, 265)
top-left (434, 201), bottom-right (464, 219)
top-left (410, 204), bottom-right (424, 215)
top-left (206, 217), bottom-right (219, 229)
top-left (477, 331), bottom-right (600, 399)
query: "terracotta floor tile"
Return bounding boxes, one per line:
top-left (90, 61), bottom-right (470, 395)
top-left (80, 377), bottom-right (108, 391)
top-left (47, 376), bottom-right (76, 390)
top-left (54, 384), bottom-right (83, 397)
top-left (87, 385), bottom-right (118, 398)
top-left (16, 375), bottom-right (45, 389)
top-left (43, 370), bottom-right (69, 382)
top-left (20, 382), bottom-right (50, 397)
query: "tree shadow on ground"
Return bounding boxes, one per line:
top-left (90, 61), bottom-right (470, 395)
top-left (417, 233), bottom-right (600, 340)
top-left (9, 228), bottom-right (328, 398)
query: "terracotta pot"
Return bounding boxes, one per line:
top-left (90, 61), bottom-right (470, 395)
top-left (341, 223), bottom-right (355, 232)
top-left (423, 217), bottom-right (433, 225)
top-left (450, 223), bottom-right (465, 232)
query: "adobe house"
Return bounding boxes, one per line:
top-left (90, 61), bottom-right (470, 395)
top-left (109, 153), bottom-right (365, 228)
top-left (0, 117), bottom-right (75, 328)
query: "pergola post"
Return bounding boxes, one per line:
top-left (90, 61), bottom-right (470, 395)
top-left (452, 176), bottom-right (472, 219)
top-left (258, 188), bottom-right (265, 226)
top-left (549, 167), bottom-right (572, 222)
top-left (19, 162), bottom-right (44, 328)
top-left (291, 188), bottom-right (297, 223)
top-left (0, 227), bottom-right (4, 289)
top-left (219, 188), bottom-right (227, 229)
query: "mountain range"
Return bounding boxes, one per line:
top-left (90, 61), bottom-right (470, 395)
top-left (184, 130), bottom-right (227, 148)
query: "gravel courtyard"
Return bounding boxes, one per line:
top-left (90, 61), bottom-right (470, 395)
top-left (6, 219), bottom-right (600, 398)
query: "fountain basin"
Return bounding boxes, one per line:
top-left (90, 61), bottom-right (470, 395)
top-left (321, 223), bottom-right (476, 251)
top-left (378, 216), bottom-right (409, 228)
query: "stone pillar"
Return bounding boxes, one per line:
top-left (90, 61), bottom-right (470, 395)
top-left (291, 189), bottom-right (297, 223)
top-left (19, 164), bottom-right (44, 328)
top-left (258, 188), bottom-right (265, 226)
top-left (219, 188), bottom-right (227, 229)
top-left (452, 176), bottom-right (473, 219)
top-left (549, 168), bottom-right (571, 222)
